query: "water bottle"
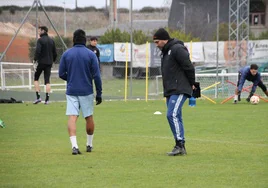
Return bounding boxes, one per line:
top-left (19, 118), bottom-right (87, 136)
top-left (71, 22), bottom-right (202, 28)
top-left (0, 119), bottom-right (5, 128)
top-left (189, 97), bottom-right (196, 107)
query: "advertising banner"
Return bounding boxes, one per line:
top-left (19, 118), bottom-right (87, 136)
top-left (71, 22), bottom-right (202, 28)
top-left (203, 41), bottom-right (225, 67)
top-left (98, 44), bottom-right (114, 63)
top-left (114, 43), bottom-right (131, 62)
top-left (150, 43), bottom-right (162, 67)
top-left (248, 40), bottom-right (268, 63)
top-left (132, 43), bottom-right (150, 68)
top-left (184, 42), bottom-right (204, 63)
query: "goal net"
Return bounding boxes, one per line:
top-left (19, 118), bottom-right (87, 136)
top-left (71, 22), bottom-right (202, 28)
top-left (154, 73), bottom-right (268, 99)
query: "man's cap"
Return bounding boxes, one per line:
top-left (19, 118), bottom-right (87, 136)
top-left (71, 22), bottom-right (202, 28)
top-left (90, 36), bottom-right (98, 41)
top-left (153, 28), bottom-right (170, 40)
top-left (39, 26), bottom-right (48, 33)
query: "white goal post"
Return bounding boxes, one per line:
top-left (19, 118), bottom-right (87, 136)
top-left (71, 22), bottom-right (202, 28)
top-left (0, 62), bottom-right (66, 91)
top-left (154, 73), bottom-right (268, 98)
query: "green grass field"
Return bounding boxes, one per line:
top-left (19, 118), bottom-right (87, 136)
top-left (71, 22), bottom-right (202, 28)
top-left (0, 100), bottom-right (267, 187)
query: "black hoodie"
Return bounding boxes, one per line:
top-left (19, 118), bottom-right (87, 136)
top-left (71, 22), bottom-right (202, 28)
top-left (161, 38), bottom-right (195, 97)
top-left (34, 33), bottom-right (57, 65)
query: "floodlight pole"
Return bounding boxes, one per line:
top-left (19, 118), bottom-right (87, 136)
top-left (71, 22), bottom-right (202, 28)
top-left (63, 0), bottom-right (66, 37)
top-left (36, 0), bottom-right (39, 40)
top-left (129, 0), bottom-right (133, 97)
top-left (216, 0), bottom-right (220, 98)
top-left (179, 2), bottom-right (186, 33)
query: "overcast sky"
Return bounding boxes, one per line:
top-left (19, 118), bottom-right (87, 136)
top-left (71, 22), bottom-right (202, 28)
top-left (0, 0), bottom-right (171, 10)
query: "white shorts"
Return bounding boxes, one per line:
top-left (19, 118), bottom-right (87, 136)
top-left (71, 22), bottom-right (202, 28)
top-left (66, 94), bottom-right (94, 118)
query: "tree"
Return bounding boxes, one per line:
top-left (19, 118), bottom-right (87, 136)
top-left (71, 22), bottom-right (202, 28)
top-left (212, 23), bottom-right (229, 41)
top-left (212, 23), bottom-right (256, 41)
top-left (9, 7), bottom-right (15, 15)
top-left (139, 6), bottom-right (155, 13)
top-left (166, 28), bottom-right (201, 42)
top-left (251, 31), bottom-right (268, 40)
top-left (99, 28), bottom-right (130, 44)
top-left (99, 28), bottom-right (153, 44)
top-left (99, 28), bottom-right (199, 44)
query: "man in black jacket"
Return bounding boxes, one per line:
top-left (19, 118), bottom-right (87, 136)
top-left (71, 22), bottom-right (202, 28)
top-left (153, 28), bottom-right (196, 156)
top-left (87, 36), bottom-right (100, 71)
top-left (33, 26), bottom-right (57, 104)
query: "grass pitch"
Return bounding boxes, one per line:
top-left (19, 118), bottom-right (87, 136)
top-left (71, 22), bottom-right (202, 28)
top-left (0, 100), bottom-right (267, 187)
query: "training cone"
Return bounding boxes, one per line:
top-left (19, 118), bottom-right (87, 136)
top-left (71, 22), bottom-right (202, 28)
top-left (154, 111), bottom-right (162, 115)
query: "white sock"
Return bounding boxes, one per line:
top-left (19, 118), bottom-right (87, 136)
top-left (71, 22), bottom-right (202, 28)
top-left (86, 134), bottom-right (94, 147)
top-left (234, 95), bottom-right (238, 101)
top-left (70, 136), bottom-right (78, 149)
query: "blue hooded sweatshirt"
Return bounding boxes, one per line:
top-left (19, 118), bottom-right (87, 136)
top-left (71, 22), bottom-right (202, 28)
top-left (59, 44), bottom-right (102, 97)
top-left (238, 66), bottom-right (261, 93)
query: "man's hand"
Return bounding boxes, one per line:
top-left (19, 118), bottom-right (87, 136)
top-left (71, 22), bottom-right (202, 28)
top-left (246, 91), bottom-right (254, 102)
top-left (96, 96), bottom-right (102, 105)
top-left (192, 82), bottom-right (201, 98)
top-left (33, 60), bottom-right (38, 72)
top-left (237, 90), bottom-right (241, 101)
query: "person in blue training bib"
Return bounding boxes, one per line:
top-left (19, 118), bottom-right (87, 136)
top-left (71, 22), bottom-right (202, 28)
top-left (234, 64), bottom-right (268, 104)
top-left (59, 29), bottom-right (102, 155)
top-left (153, 28), bottom-right (196, 156)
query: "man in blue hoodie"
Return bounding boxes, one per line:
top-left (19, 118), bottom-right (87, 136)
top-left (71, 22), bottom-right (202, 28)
top-left (153, 28), bottom-right (196, 156)
top-left (59, 29), bottom-right (102, 155)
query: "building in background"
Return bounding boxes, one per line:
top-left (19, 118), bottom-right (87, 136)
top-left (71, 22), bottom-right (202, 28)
top-left (168, 0), bottom-right (268, 40)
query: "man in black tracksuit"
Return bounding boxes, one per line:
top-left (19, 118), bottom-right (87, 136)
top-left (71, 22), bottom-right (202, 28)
top-left (33, 26), bottom-right (57, 104)
top-left (87, 36), bottom-right (101, 71)
top-left (153, 28), bottom-right (195, 156)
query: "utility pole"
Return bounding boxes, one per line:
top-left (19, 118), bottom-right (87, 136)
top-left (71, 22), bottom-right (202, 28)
top-left (63, 0), bottom-right (66, 37)
top-left (179, 2), bottom-right (186, 33)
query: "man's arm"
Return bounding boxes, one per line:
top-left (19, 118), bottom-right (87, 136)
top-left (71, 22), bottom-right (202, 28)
top-left (34, 39), bottom-right (41, 61)
top-left (52, 40), bottom-right (57, 62)
top-left (250, 74), bottom-right (261, 94)
top-left (91, 55), bottom-right (102, 97)
top-left (173, 45), bottom-right (195, 86)
top-left (96, 48), bottom-right (101, 63)
top-left (58, 53), bottom-right (67, 81)
top-left (237, 74), bottom-right (247, 93)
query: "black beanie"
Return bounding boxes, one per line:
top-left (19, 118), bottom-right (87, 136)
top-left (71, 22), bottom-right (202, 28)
top-left (73, 29), bottom-right (86, 45)
top-left (153, 28), bottom-right (170, 40)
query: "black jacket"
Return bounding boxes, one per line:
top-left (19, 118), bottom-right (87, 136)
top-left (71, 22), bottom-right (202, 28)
top-left (161, 38), bottom-right (195, 97)
top-left (87, 45), bottom-right (100, 63)
top-left (34, 33), bottom-right (57, 65)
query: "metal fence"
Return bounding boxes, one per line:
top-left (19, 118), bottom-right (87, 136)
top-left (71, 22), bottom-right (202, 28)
top-left (1, 62), bottom-right (268, 102)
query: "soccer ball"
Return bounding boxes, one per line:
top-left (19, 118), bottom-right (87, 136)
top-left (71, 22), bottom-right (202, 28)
top-left (250, 96), bottom-right (260, 105)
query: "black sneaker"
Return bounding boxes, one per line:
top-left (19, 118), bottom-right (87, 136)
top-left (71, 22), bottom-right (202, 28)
top-left (72, 147), bottom-right (82, 155)
top-left (86, 145), bottom-right (93, 152)
top-left (233, 100), bottom-right (237, 104)
top-left (238, 95), bottom-right (241, 101)
top-left (167, 145), bottom-right (187, 156)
